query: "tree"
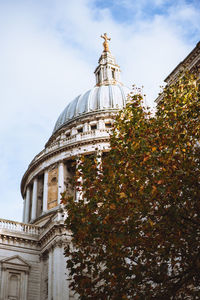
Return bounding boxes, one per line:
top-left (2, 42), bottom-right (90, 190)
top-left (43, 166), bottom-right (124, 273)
top-left (62, 73), bottom-right (200, 299)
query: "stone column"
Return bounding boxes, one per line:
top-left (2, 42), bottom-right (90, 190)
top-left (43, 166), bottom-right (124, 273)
top-left (96, 150), bottom-right (102, 171)
top-left (24, 187), bottom-right (31, 223)
top-left (99, 119), bottom-right (104, 130)
top-left (22, 198), bottom-right (26, 223)
top-left (83, 122), bottom-right (88, 132)
top-left (100, 67), bottom-right (103, 82)
top-left (58, 162), bottom-right (64, 202)
top-left (76, 159), bottom-right (82, 201)
top-left (31, 178), bottom-right (38, 220)
top-left (43, 170), bottom-right (48, 213)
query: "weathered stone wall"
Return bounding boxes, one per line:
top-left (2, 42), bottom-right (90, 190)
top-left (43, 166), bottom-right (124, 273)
top-left (47, 166), bottom-right (58, 210)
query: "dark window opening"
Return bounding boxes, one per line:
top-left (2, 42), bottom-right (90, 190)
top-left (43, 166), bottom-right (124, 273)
top-left (98, 71), bottom-right (101, 83)
top-left (105, 122), bottom-right (112, 128)
top-left (91, 124), bottom-right (97, 130)
top-left (112, 68), bottom-right (115, 79)
top-left (77, 128), bottom-right (83, 133)
top-left (66, 160), bottom-right (76, 174)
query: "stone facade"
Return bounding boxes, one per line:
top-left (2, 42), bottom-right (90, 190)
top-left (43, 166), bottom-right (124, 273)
top-left (165, 41), bottom-right (200, 85)
top-left (156, 41), bottom-right (200, 103)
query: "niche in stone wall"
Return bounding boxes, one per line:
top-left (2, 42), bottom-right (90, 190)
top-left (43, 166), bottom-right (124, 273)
top-left (8, 273), bottom-right (20, 299)
top-left (47, 165), bottom-right (58, 210)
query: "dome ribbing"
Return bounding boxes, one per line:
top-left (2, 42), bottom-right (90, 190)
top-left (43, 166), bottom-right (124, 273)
top-left (53, 83), bottom-right (130, 134)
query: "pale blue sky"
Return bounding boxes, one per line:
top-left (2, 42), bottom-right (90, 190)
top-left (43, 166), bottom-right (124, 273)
top-left (0, 0), bottom-right (199, 221)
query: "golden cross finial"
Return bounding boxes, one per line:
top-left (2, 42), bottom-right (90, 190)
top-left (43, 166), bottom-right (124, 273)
top-left (101, 33), bottom-right (111, 52)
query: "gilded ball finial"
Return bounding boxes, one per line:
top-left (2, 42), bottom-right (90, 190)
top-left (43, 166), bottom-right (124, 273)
top-left (100, 33), bottom-right (111, 52)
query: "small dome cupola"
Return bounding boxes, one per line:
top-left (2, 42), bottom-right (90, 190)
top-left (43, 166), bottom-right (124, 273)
top-left (94, 33), bottom-right (121, 86)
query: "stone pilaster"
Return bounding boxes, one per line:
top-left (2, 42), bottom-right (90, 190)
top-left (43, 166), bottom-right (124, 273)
top-left (48, 249), bottom-right (53, 300)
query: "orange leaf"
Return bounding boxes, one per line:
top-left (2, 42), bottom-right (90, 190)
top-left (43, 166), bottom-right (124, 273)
top-left (157, 180), bottom-right (163, 185)
top-left (152, 185), bottom-right (157, 194)
top-left (110, 203), bottom-right (116, 210)
top-left (143, 156), bottom-right (149, 162)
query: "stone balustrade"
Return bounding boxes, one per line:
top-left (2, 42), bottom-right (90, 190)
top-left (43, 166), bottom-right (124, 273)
top-left (48, 128), bottom-right (112, 151)
top-left (0, 219), bottom-right (41, 235)
top-left (30, 128), bottom-right (112, 165)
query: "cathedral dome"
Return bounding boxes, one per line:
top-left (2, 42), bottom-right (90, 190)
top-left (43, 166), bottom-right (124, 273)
top-left (53, 83), bottom-right (130, 134)
top-left (21, 33), bottom-right (131, 226)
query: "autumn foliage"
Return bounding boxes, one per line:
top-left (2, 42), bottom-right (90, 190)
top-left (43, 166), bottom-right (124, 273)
top-left (62, 73), bottom-right (200, 299)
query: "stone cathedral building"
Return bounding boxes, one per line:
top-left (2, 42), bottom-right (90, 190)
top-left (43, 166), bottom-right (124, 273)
top-left (0, 36), bottom-right (200, 300)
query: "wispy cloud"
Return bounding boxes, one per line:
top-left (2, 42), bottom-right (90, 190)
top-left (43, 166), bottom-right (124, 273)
top-left (0, 0), bottom-right (199, 221)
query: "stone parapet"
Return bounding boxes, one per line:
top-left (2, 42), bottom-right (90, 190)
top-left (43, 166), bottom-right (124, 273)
top-left (0, 219), bottom-right (41, 236)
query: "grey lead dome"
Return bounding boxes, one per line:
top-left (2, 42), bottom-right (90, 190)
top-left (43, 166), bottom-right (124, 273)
top-left (53, 83), bottom-right (130, 134)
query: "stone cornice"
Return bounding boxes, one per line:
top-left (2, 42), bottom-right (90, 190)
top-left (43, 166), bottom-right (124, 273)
top-left (0, 234), bottom-right (39, 249)
top-left (0, 217), bottom-right (70, 253)
top-left (165, 41), bottom-right (200, 84)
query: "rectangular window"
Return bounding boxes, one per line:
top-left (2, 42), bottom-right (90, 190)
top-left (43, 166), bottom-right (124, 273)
top-left (77, 128), bottom-right (83, 133)
top-left (105, 122), bottom-right (112, 128)
top-left (91, 124), bottom-right (97, 130)
top-left (111, 68), bottom-right (115, 79)
top-left (66, 132), bottom-right (70, 137)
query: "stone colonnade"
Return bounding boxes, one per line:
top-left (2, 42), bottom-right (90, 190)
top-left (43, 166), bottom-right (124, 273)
top-left (23, 152), bottom-right (104, 224)
top-left (23, 161), bottom-right (73, 223)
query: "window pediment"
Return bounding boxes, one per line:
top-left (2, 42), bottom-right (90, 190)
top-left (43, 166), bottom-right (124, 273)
top-left (1, 255), bottom-right (30, 272)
